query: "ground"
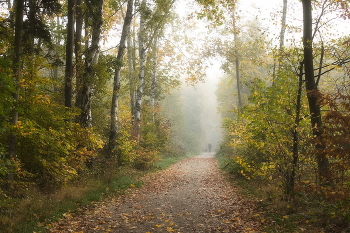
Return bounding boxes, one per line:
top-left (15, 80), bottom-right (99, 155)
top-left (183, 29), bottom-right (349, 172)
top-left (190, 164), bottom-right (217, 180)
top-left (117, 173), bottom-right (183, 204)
top-left (49, 153), bottom-right (261, 232)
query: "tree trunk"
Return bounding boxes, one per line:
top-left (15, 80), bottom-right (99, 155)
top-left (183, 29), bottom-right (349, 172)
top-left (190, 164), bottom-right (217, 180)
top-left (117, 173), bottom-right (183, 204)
top-left (53, 16), bottom-right (60, 91)
top-left (232, 11), bottom-right (242, 110)
top-left (75, 0), bottom-right (84, 108)
top-left (79, 0), bottom-right (104, 127)
top-left (109, 0), bottom-right (134, 153)
top-left (128, 27), bottom-right (137, 123)
top-left (280, 0), bottom-right (287, 54)
top-left (150, 39), bottom-right (158, 123)
top-left (65, 0), bottom-right (75, 108)
top-left (301, 0), bottom-right (330, 184)
top-left (273, 0), bottom-right (288, 84)
top-left (7, 0), bottom-right (24, 189)
top-left (135, 0), bottom-right (147, 143)
top-left (287, 62), bottom-right (303, 195)
top-left (7, 0), bottom-right (12, 9)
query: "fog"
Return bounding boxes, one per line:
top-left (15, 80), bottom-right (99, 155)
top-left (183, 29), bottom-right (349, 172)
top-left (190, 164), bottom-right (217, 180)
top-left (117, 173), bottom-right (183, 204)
top-left (180, 62), bottom-right (224, 153)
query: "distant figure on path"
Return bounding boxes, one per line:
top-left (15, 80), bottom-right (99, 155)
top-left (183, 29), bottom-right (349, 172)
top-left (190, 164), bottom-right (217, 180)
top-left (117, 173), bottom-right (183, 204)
top-left (208, 143), bottom-right (212, 152)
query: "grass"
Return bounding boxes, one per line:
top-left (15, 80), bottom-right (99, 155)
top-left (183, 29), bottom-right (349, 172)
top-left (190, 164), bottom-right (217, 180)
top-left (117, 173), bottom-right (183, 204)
top-left (153, 154), bottom-right (192, 170)
top-left (215, 153), bottom-right (350, 233)
top-left (1, 154), bottom-right (188, 233)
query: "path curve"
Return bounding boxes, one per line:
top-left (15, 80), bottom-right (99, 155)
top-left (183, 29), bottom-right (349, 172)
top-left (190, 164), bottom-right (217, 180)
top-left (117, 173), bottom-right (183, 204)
top-left (49, 153), bottom-right (261, 232)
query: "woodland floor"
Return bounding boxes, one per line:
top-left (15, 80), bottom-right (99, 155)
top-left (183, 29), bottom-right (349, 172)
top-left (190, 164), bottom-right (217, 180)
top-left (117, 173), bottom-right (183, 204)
top-left (48, 153), bottom-right (261, 232)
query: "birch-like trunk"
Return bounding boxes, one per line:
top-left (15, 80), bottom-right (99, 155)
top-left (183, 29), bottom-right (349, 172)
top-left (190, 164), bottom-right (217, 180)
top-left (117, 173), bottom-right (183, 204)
top-left (79, 0), bottom-right (104, 127)
top-left (150, 39), bottom-right (158, 123)
top-left (280, 0), bottom-right (287, 52)
top-left (109, 0), bottom-right (134, 153)
top-left (6, 0), bottom-right (11, 9)
top-left (135, 0), bottom-right (147, 142)
top-left (232, 11), bottom-right (242, 111)
top-left (272, 0), bottom-right (288, 83)
top-left (128, 25), bottom-right (136, 122)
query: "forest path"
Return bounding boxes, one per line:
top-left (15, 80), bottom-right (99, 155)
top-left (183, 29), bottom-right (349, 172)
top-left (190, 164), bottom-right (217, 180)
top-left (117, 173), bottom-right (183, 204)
top-left (49, 153), bottom-right (261, 232)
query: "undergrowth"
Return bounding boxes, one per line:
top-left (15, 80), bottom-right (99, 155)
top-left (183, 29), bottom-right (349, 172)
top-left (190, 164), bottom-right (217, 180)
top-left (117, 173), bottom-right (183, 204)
top-left (0, 154), bottom-right (189, 233)
top-left (216, 152), bottom-right (350, 233)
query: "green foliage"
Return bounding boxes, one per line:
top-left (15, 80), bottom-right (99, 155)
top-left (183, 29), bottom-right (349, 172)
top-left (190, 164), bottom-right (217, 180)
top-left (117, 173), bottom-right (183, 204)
top-left (219, 53), bottom-right (312, 192)
top-left (115, 111), bottom-right (138, 165)
top-left (0, 54), bottom-right (104, 191)
top-left (13, 118), bottom-right (102, 190)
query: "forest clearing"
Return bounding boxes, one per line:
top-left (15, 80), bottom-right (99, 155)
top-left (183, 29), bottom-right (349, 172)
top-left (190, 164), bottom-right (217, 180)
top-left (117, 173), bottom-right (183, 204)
top-left (1, 0), bottom-right (350, 232)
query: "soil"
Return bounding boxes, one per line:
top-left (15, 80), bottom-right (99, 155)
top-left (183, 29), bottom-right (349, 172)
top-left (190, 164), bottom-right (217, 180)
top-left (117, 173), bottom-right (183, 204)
top-left (49, 153), bottom-right (261, 232)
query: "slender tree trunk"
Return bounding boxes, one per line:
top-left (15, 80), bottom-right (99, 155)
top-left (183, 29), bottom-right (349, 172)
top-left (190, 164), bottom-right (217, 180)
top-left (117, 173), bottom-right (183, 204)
top-left (128, 27), bottom-right (136, 123)
top-left (135, 0), bottom-right (147, 143)
top-left (287, 62), bottom-right (303, 195)
top-left (132, 23), bottom-right (137, 120)
top-left (65, 0), bottom-right (75, 108)
top-left (79, 0), bottom-right (104, 127)
top-left (53, 16), bottom-right (60, 91)
top-left (109, 0), bottom-right (134, 153)
top-left (7, 0), bottom-right (24, 189)
top-left (150, 39), bottom-right (158, 123)
top-left (273, 0), bottom-right (288, 84)
top-left (7, 0), bottom-right (12, 9)
top-left (279, 0), bottom-right (287, 55)
top-left (278, 0), bottom-right (287, 73)
top-left (232, 11), bottom-right (242, 110)
top-left (301, 0), bottom-right (330, 184)
top-left (75, 0), bottom-right (84, 108)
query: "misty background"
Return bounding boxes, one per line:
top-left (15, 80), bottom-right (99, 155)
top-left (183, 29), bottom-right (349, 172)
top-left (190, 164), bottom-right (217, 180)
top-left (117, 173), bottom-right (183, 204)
top-left (161, 61), bottom-right (224, 154)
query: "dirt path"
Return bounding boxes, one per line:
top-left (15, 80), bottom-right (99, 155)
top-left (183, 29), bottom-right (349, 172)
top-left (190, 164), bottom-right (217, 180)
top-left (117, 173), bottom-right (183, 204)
top-left (49, 153), bottom-right (261, 232)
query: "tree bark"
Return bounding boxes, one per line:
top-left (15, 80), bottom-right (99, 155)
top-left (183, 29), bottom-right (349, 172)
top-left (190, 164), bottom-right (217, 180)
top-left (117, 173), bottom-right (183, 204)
top-left (109, 0), bottom-right (134, 153)
top-left (135, 0), bottom-right (147, 143)
top-left (79, 0), bottom-right (104, 127)
top-left (150, 39), bottom-right (158, 123)
top-left (53, 16), bottom-right (60, 91)
top-left (232, 10), bottom-right (242, 111)
top-left (301, 0), bottom-right (330, 184)
top-left (287, 62), bottom-right (303, 195)
top-left (65, 0), bottom-right (75, 108)
top-left (75, 0), bottom-right (84, 108)
top-left (7, 0), bottom-right (24, 189)
top-left (128, 27), bottom-right (137, 123)
top-left (280, 0), bottom-right (287, 53)
top-left (7, 0), bottom-right (12, 9)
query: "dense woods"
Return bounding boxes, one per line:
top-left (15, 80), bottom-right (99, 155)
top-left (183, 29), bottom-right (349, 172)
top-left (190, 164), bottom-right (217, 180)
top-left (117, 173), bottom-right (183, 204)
top-left (0, 0), bottom-right (350, 232)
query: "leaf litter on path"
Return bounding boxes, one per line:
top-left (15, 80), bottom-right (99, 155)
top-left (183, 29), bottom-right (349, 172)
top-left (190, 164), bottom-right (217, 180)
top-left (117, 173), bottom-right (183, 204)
top-left (49, 153), bottom-right (261, 232)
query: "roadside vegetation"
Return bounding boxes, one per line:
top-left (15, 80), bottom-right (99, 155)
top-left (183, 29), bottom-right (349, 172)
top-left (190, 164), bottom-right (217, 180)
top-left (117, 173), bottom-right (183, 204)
top-left (2, 153), bottom-right (194, 233)
top-left (217, 149), bottom-right (350, 232)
